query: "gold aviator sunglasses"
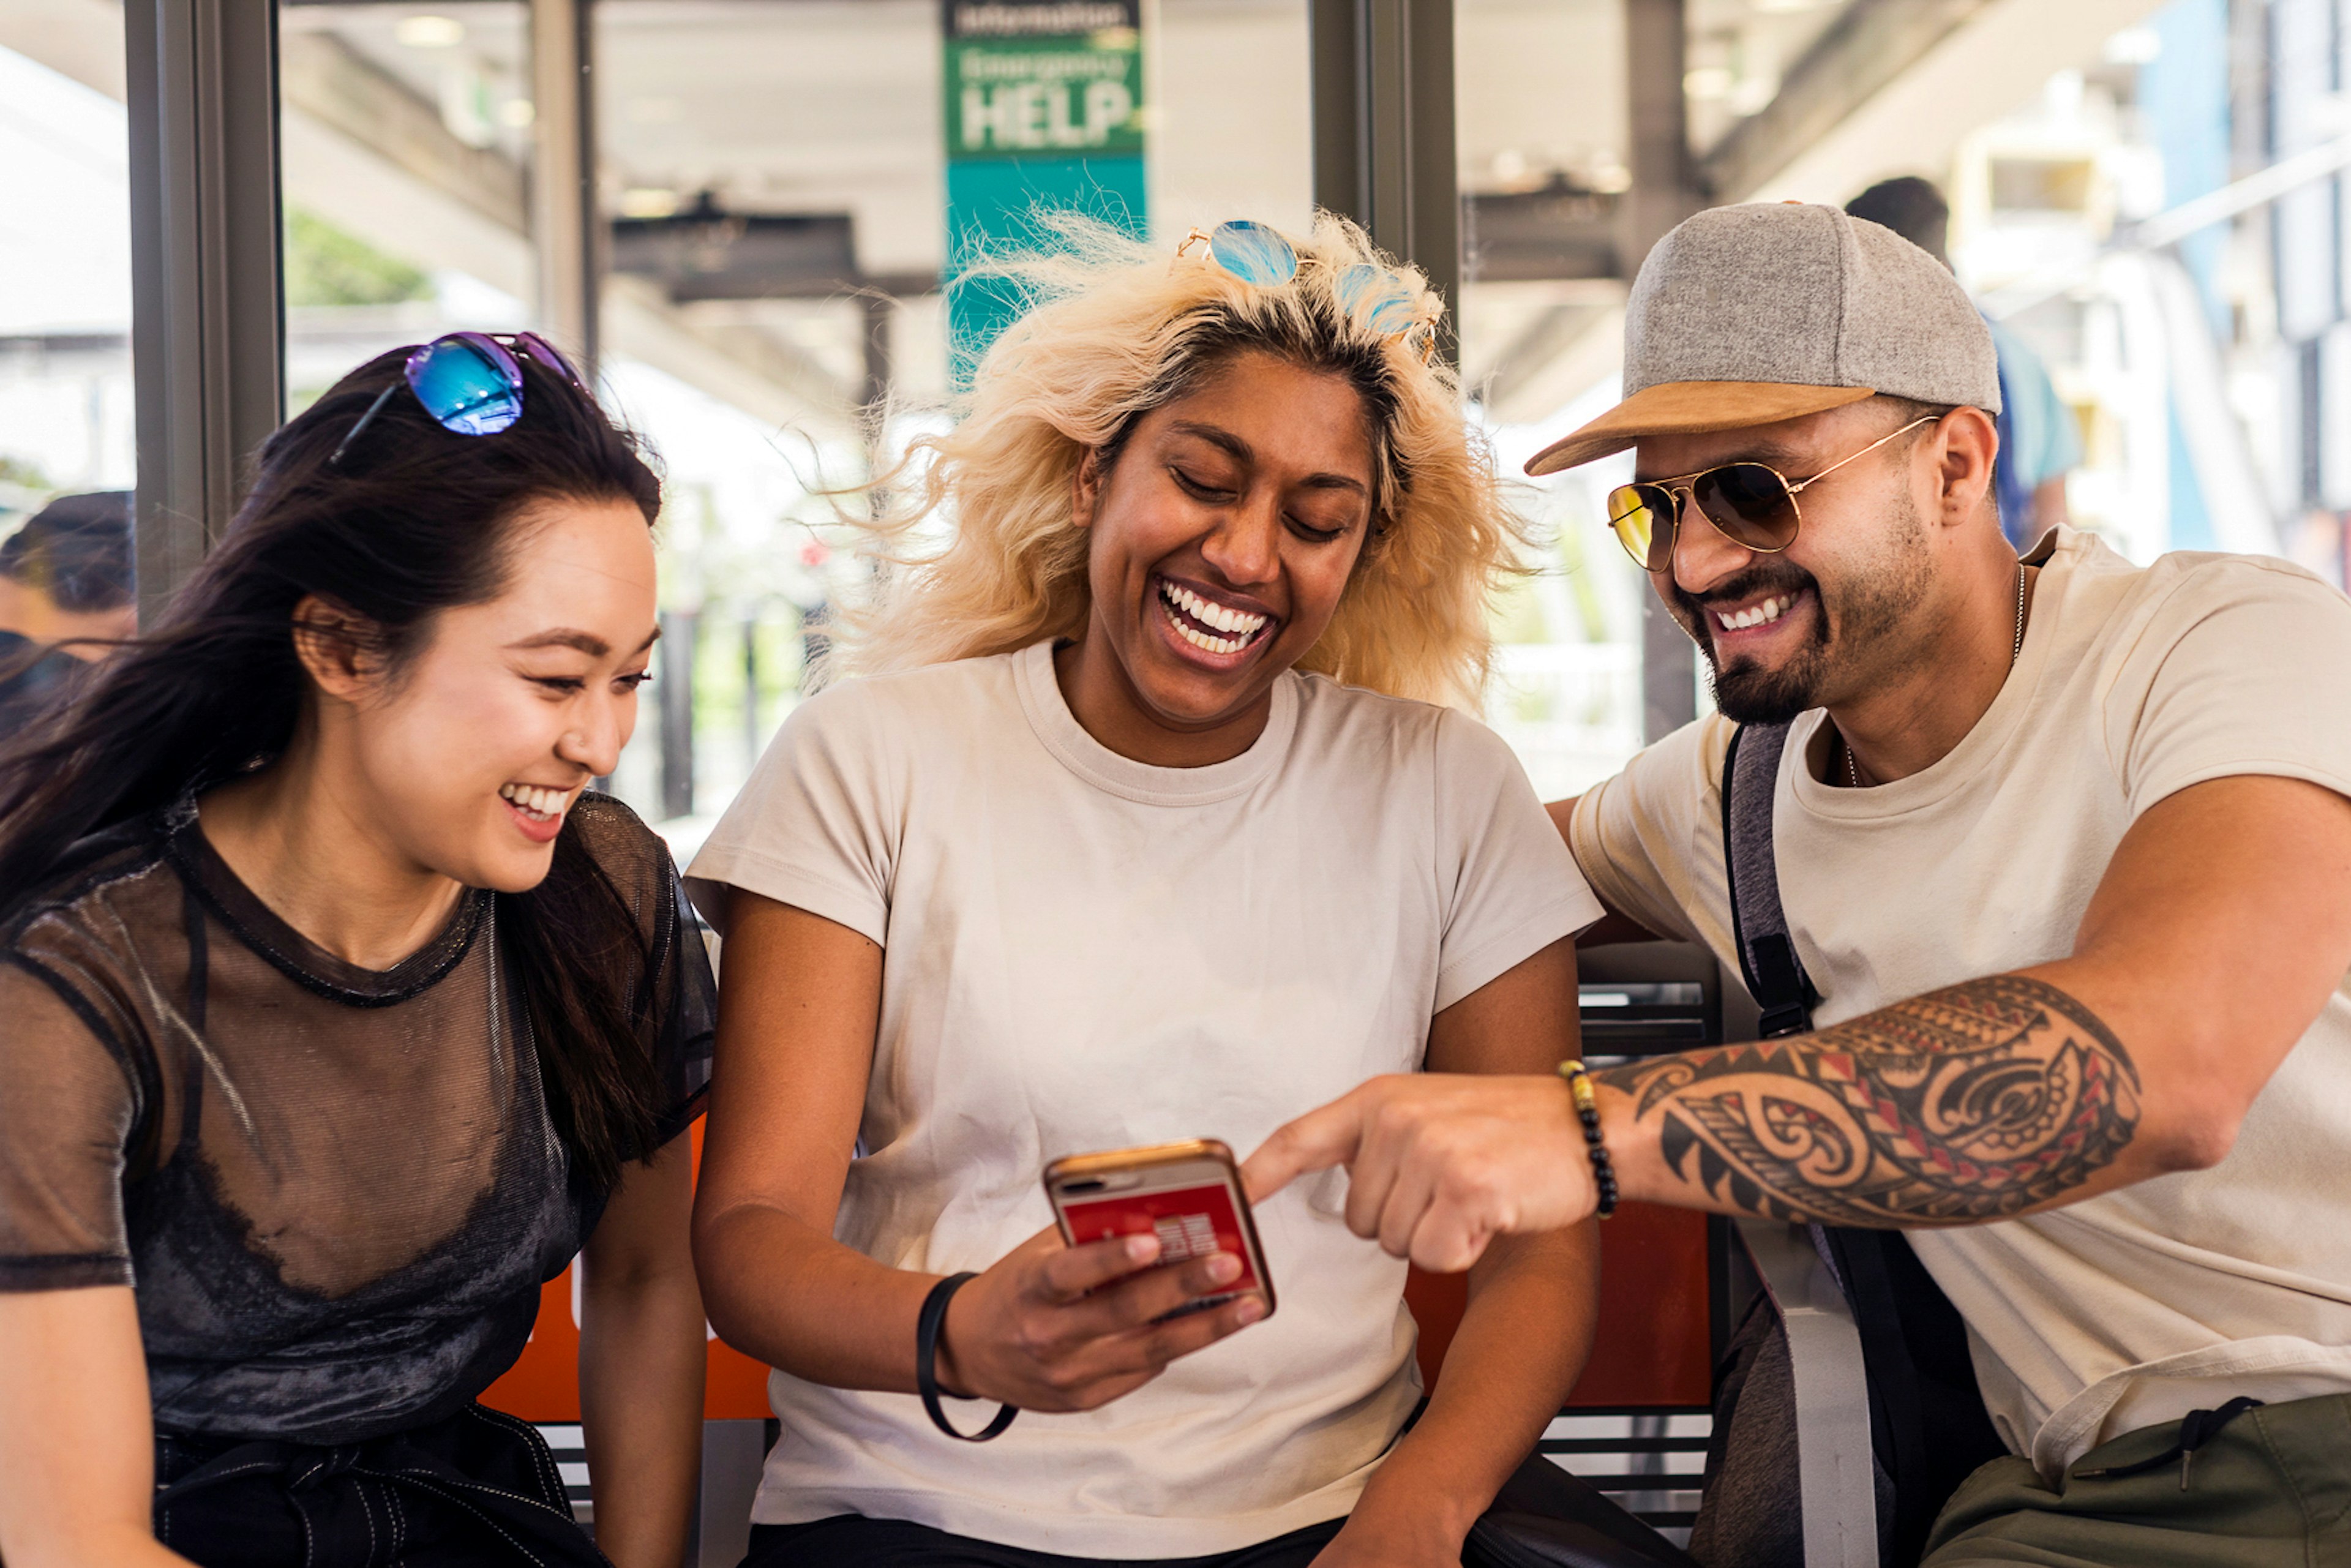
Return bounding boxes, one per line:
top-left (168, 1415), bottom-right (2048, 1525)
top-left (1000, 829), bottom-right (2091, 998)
top-left (1605, 415), bottom-right (1937, 571)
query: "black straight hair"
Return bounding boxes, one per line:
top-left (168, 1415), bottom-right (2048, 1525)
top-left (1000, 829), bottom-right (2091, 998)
top-left (0, 347), bottom-right (670, 1190)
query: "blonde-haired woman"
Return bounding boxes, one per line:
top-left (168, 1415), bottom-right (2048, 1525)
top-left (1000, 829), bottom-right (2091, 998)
top-left (688, 217), bottom-right (1614, 1568)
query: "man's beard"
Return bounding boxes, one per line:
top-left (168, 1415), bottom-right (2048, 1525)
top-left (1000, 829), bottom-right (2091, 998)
top-left (1666, 495), bottom-right (1934, 725)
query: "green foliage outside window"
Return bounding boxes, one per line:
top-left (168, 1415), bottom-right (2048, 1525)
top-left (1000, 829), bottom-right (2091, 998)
top-left (0, 456), bottom-right (55, 492)
top-left (285, 209), bottom-right (432, 308)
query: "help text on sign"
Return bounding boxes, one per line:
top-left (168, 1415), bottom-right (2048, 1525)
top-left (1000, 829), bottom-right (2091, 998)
top-left (959, 77), bottom-right (1134, 154)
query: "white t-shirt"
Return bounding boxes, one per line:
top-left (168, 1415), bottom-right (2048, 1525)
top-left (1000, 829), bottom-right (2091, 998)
top-left (1570, 527), bottom-right (2351, 1480)
top-left (687, 640), bottom-right (1600, 1556)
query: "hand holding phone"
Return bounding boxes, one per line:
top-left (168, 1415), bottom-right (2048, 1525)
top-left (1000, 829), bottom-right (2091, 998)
top-left (927, 1147), bottom-right (1270, 1414)
top-left (1043, 1139), bottom-right (1277, 1321)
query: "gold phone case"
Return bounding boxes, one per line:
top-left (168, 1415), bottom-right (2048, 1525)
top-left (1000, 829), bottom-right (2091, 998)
top-left (1041, 1138), bottom-right (1277, 1318)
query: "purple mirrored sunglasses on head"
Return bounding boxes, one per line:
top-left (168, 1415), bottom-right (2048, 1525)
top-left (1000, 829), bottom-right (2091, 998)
top-left (331, 330), bottom-right (590, 465)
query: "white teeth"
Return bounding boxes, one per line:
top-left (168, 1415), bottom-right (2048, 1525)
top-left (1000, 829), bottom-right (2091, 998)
top-left (500, 783), bottom-right (571, 822)
top-left (1719, 593), bottom-right (1794, 631)
top-left (1161, 579), bottom-right (1269, 640)
top-left (1169, 612), bottom-right (1247, 655)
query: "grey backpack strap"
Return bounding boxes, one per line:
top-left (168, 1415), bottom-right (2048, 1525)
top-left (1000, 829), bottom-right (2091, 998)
top-left (1720, 722), bottom-right (1820, 1039)
top-left (1713, 726), bottom-right (2009, 1568)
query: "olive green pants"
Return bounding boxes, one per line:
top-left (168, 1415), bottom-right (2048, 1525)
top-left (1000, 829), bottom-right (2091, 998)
top-left (1921, 1395), bottom-right (2351, 1568)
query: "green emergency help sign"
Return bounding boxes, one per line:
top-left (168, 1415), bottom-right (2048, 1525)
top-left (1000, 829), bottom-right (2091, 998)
top-left (941, 0), bottom-right (1147, 378)
top-left (943, 1), bottom-right (1144, 159)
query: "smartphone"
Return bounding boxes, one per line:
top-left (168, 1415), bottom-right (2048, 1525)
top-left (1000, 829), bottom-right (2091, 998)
top-left (1042, 1138), bottom-right (1277, 1321)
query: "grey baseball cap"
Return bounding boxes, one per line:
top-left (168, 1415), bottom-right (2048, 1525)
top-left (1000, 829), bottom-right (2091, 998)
top-left (1524, 201), bottom-right (2001, 476)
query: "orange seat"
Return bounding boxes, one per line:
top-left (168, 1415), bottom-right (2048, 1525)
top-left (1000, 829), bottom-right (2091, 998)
top-left (479, 1119), bottom-right (771, 1422)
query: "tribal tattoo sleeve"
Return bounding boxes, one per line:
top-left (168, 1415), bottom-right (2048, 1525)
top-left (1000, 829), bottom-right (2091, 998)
top-left (1592, 975), bottom-right (2142, 1225)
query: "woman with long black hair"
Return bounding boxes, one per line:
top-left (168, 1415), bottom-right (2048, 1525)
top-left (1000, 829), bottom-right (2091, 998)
top-left (0, 335), bottom-right (714, 1568)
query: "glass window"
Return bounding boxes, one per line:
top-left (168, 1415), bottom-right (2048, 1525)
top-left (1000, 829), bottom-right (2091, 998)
top-left (0, 12), bottom-right (136, 585)
top-left (277, 2), bottom-right (539, 411)
top-left (1455, 0), bottom-right (1644, 799)
top-left (591, 0), bottom-right (935, 836)
top-left (591, 0), bottom-right (1311, 842)
top-left (1150, 0), bottom-right (1313, 241)
top-left (1681, 0), bottom-right (1851, 160)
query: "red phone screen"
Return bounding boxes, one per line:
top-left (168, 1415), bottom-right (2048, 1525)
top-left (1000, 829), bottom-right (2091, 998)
top-left (1057, 1180), bottom-right (1264, 1294)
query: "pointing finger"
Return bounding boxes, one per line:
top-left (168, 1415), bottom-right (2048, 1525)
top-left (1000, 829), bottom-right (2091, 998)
top-left (1241, 1092), bottom-right (1371, 1203)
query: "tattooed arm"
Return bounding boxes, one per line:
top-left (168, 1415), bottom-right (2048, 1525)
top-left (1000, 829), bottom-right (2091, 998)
top-left (1599, 974), bottom-right (2140, 1226)
top-left (1245, 775), bottom-right (2351, 1264)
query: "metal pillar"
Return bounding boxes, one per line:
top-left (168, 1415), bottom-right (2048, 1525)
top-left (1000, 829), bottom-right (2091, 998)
top-left (1623, 0), bottom-right (1704, 742)
top-left (1310, 0), bottom-right (1458, 354)
top-left (125, 0), bottom-right (284, 623)
top-left (531, 0), bottom-right (600, 373)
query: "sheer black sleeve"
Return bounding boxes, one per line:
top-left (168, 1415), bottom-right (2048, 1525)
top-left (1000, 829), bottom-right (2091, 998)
top-left (0, 932), bottom-right (149, 1291)
top-left (569, 794), bottom-right (716, 1150)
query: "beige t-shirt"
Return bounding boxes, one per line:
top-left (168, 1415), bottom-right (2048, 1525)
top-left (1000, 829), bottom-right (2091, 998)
top-left (1571, 528), bottom-right (2351, 1480)
top-left (688, 640), bottom-right (1600, 1555)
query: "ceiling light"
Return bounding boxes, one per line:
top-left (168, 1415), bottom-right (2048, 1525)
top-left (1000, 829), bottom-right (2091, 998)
top-left (621, 188), bottom-right (681, 219)
top-left (1684, 66), bottom-right (1735, 101)
top-left (395, 15), bottom-right (466, 48)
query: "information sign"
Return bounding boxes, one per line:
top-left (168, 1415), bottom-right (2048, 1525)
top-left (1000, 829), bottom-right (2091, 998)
top-left (945, 0), bottom-right (1143, 161)
top-left (942, 0), bottom-right (1147, 377)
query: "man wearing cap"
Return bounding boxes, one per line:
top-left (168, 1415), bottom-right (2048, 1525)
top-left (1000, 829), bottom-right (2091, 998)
top-left (1248, 203), bottom-right (2351, 1566)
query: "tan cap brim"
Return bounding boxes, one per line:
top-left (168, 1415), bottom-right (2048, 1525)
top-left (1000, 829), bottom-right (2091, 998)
top-left (1523, 381), bottom-right (1879, 476)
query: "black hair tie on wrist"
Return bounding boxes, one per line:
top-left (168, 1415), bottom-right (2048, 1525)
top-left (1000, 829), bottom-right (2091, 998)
top-left (917, 1272), bottom-right (1019, 1442)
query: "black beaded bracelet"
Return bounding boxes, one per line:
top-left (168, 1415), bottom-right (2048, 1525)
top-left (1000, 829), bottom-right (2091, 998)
top-left (1557, 1059), bottom-right (1619, 1218)
top-left (916, 1272), bottom-right (1019, 1442)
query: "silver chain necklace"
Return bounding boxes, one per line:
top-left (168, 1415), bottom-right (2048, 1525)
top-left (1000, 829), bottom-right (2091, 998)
top-left (1843, 563), bottom-right (2027, 790)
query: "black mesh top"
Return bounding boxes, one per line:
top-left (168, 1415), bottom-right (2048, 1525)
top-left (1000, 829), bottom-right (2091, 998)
top-left (0, 793), bottom-right (714, 1444)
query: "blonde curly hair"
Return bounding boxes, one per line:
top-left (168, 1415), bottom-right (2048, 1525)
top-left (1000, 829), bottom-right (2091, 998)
top-left (830, 212), bottom-right (1531, 708)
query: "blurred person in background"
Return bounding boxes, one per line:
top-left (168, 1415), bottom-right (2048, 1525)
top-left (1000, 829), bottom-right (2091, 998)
top-left (0, 489), bottom-right (134, 732)
top-left (1847, 176), bottom-right (2081, 551)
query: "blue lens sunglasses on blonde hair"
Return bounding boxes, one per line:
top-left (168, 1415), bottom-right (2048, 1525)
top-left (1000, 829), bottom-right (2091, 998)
top-left (331, 331), bottom-right (590, 465)
top-left (1176, 220), bottom-right (1431, 350)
